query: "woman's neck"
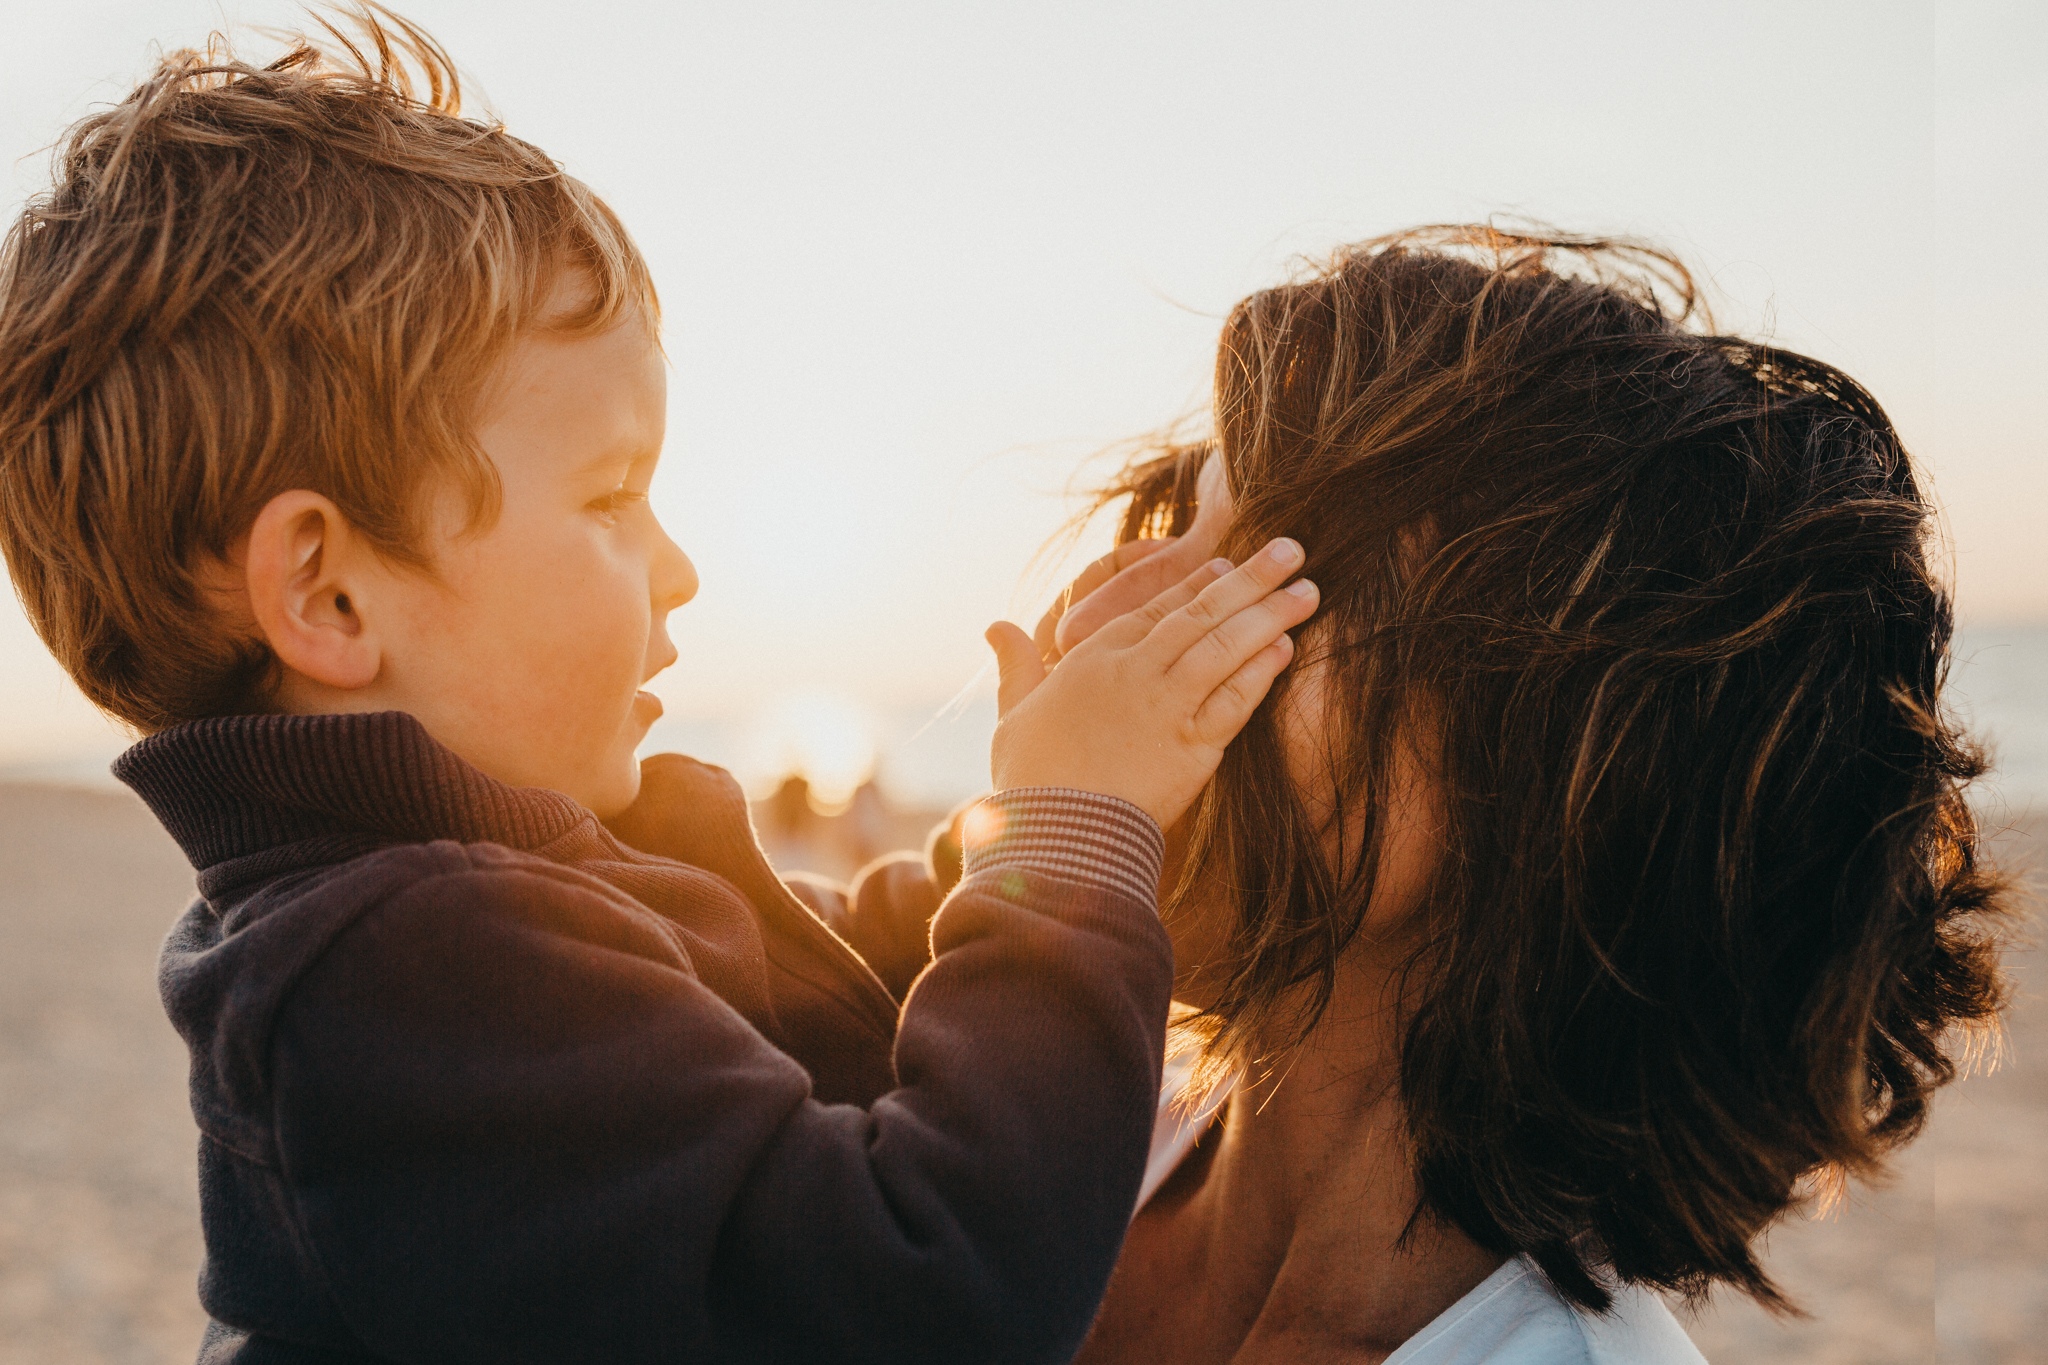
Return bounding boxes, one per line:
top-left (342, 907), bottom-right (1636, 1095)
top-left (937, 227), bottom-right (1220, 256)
top-left (1079, 959), bottom-right (1504, 1365)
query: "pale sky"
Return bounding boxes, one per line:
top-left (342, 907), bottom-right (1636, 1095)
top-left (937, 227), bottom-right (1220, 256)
top-left (2, 0), bottom-right (2043, 775)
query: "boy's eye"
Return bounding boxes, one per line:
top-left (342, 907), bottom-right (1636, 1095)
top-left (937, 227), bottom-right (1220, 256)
top-left (590, 488), bottom-right (648, 520)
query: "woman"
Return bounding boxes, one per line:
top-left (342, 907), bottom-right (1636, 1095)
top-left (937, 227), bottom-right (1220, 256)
top-left (1037, 227), bottom-right (2012, 1363)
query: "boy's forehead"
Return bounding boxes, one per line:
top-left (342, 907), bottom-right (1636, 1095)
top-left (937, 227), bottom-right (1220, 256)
top-left (475, 312), bottom-right (666, 472)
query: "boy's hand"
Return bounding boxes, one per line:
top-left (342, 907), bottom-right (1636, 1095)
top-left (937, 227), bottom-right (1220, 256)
top-left (985, 538), bottom-right (1317, 831)
top-left (1031, 537), bottom-right (1179, 664)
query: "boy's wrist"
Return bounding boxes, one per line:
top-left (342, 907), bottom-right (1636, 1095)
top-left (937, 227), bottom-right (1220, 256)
top-left (959, 788), bottom-right (1164, 908)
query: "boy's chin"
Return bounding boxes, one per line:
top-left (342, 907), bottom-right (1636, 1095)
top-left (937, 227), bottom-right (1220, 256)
top-left (584, 695), bottom-right (661, 817)
top-left (583, 756), bottom-right (644, 821)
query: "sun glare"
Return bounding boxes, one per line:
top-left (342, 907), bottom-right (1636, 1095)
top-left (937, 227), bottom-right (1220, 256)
top-left (741, 691), bottom-right (878, 812)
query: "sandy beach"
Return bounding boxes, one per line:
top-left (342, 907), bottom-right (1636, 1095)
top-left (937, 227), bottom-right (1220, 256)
top-left (0, 781), bottom-right (2040, 1364)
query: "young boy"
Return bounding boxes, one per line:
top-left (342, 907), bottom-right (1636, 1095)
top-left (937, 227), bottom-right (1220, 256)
top-left (0, 14), bottom-right (1316, 1365)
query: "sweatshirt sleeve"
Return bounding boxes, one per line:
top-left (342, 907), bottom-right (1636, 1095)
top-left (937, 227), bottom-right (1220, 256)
top-left (267, 797), bottom-right (1170, 1365)
top-left (829, 795), bottom-right (979, 999)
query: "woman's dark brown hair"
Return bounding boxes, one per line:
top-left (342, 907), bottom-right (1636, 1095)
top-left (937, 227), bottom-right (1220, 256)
top-left (1098, 226), bottom-right (2011, 1311)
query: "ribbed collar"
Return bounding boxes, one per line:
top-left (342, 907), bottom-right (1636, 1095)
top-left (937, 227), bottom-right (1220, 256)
top-left (115, 711), bottom-right (596, 891)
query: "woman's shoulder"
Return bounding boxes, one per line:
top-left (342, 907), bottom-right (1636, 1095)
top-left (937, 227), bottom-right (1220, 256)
top-left (1382, 1257), bottom-right (1708, 1365)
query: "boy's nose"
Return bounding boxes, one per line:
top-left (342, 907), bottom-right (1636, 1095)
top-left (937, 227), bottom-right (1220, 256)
top-left (653, 529), bottom-right (698, 613)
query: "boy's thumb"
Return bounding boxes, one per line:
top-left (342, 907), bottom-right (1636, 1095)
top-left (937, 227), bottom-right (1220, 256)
top-left (985, 621), bottom-right (1047, 715)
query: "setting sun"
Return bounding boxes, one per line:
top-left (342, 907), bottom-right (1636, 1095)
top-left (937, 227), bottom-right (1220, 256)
top-left (740, 690), bottom-right (878, 811)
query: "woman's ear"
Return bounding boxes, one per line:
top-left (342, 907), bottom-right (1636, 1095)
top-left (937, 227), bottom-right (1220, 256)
top-left (242, 490), bottom-right (382, 692)
top-left (1187, 448), bottom-right (1234, 545)
top-left (1051, 451), bottom-right (1241, 658)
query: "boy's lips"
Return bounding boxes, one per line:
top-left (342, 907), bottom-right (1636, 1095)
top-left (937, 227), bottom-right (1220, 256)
top-left (633, 690), bottom-right (664, 724)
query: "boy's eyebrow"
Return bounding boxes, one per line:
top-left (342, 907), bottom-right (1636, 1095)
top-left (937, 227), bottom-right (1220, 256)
top-left (574, 444), bottom-right (659, 478)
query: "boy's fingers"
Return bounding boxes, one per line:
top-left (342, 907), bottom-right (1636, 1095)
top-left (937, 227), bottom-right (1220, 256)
top-left (1035, 538), bottom-right (1175, 661)
top-left (1169, 578), bottom-right (1319, 697)
top-left (1099, 536), bottom-right (1175, 585)
top-left (1032, 608), bottom-right (1059, 663)
top-left (1089, 557), bottom-right (1232, 651)
top-left (1140, 538), bottom-right (1307, 664)
top-left (985, 621), bottom-right (1048, 715)
top-left (1193, 634), bottom-right (1297, 745)
top-left (1053, 535), bottom-right (1208, 656)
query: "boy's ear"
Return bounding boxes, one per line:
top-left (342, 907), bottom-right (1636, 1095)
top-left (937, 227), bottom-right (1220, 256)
top-left (243, 490), bottom-right (382, 692)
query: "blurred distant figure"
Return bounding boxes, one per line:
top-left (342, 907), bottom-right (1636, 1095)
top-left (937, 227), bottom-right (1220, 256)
top-left (757, 773), bottom-right (831, 874)
top-left (842, 778), bottom-right (893, 867)
top-left (756, 773), bottom-right (907, 879)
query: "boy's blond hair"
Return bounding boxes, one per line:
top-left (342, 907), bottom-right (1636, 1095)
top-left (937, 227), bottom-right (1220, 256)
top-left (0, 6), bottom-right (654, 730)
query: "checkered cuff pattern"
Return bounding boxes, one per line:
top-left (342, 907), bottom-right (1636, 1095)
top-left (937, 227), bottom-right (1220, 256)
top-left (958, 788), bottom-right (1164, 908)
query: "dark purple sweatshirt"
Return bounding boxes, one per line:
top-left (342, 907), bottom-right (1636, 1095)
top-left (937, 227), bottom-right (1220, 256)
top-left (116, 711), bottom-right (1171, 1365)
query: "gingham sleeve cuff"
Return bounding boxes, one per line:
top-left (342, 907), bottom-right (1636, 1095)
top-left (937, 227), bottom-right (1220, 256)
top-left (958, 788), bottom-right (1164, 908)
